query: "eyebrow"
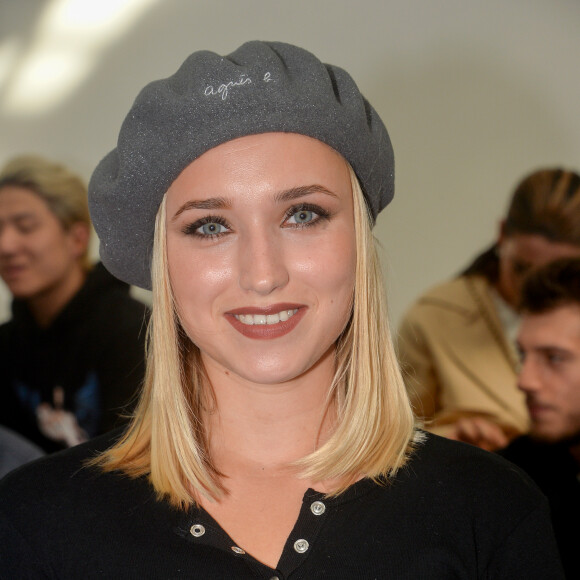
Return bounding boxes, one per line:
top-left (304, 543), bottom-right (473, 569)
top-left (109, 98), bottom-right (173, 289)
top-left (536, 346), bottom-right (571, 355)
top-left (172, 197), bottom-right (231, 220)
top-left (172, 184), bottom-right (338, 221)
top-left (274, 185), bottom-right (339, 203)
top-left (517, 342), bottom-right (572, 355)
top-left (0, 212), bottom-right (39, 225)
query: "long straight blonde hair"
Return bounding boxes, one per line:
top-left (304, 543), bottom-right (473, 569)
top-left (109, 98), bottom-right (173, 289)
top-left (93, 165), bottom-right (419, 508)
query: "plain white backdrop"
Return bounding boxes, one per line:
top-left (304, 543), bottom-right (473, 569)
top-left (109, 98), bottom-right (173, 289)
top-left (1, 0), bottom-right (579, 326)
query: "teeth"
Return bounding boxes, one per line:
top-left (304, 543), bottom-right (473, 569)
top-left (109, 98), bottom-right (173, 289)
top-left (234, 309), bottom-right (298, 326)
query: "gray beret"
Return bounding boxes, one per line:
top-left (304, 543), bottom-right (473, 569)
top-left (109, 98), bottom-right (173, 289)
top-left (89, 41), bottom-right (394, 290)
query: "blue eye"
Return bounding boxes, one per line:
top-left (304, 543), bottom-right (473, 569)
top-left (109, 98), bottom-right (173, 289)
top-left (283, 203), bottom-right (331, 228)
top-left (288, 209), bottom-right (316, 225)
top-left (183, 217), bottom-right (230, 238)
top-left (198, 222), bottom-right (227, 236)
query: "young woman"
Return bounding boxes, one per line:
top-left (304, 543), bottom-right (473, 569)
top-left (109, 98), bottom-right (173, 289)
top-left (398, 168), bottom-right (580, 451)
top-left (0, 41), bottom-right (564, 579)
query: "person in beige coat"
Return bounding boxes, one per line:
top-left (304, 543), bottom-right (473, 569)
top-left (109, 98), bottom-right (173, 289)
top-left (398, 168), bottom-right (580, 450)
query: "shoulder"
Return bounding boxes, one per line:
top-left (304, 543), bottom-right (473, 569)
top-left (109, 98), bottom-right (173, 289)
top-left (96, 291), bottom-right (150, 328)
top-left (498, 435), bottom-right (537, 462)
top-left (0, 430), bottom-right (165, 577)
top-left (399, 276), bottom-right (491, 337)
top-left (499, 436), bottom-right (570, 479)
top-left (402, 433), bottom-right (545, 511)
top-left (0, 318), bottom-right (13, 343)
top-left (409, 276), bottom-right (489, 313)
top-left (387, 433), bottom-right (554, 557)
top-left (85, 263), bottom-right (149, 310)
top-left (352, 434), bottom-right (563, 577)
top-left (0, 429), bottom-right (144, 514)
top-left (409, 432), bottom-right (535, 482)
top-left (82, 265), bottom-right (150, 334)
top-left (0, 429), bottom-right (156, 540)
top-left (0, 426), bottom-right (44, 478)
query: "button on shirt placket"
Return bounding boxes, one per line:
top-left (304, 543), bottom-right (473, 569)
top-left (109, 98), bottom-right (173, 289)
top-left (190, 524), bottom-right (205, 537)
top-left (180, 494), bottom-right (331, 579)
top-left (184, 513), bottom-right (273, 577)
top-left (181, 514), bottom-right (254, 559)
top-left (273, 496), bottom-right (329, 578)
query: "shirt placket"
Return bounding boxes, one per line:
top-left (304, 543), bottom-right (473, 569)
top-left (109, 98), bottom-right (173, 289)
top-left (175, 491), bottom-right (331, 579)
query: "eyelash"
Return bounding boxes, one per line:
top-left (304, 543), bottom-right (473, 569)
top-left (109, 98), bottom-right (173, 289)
top-left (547, 352), bottom-right (567, 365)
top-left (182, 216), bottom-right (230, 239)
top-left (182, 203), bottom-right (331, 239)
top-left (283, 203), bottom-right (331, 228)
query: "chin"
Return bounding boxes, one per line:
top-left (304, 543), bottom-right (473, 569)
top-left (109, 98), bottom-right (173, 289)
top-left (242, 354), bottom-right (325, 386)
top-left (7, 286), bottom-right (34, 299)
top-left (236, 365), bottom-right (308, 386)
top-left (530, 427), bottom-right (564, 444)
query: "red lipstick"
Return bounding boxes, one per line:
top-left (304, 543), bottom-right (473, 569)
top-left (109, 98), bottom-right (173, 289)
top-left (225, 303), bottom-right (306, 339)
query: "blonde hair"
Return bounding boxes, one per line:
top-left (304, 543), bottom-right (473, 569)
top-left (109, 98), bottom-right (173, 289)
top-left (93, 165), bottom-right (418, 508)
top-left (0, 154), bottom-right (92, 270)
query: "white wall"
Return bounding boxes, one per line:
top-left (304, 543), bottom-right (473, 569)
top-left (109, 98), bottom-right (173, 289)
top-left (1, 0), bottom-right (579, 326)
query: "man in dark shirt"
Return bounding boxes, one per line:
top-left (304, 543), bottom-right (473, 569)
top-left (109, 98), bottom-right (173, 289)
top-left (500, 257), bottom-right (580, 579)
top-left (0, 155), bottom-right (149, 452)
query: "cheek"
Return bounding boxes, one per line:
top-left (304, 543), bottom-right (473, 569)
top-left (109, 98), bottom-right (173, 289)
top-left (497, 264), bottom-right (521, 303)
top-left (559, 371), bottom-right (580, 407)
top-left (25, 230), bottom-right (52, 254)
top-left (196, 263), bottom-right (233, 287)
top-left (167, 243), bottom-right (233, 307)
top-left (35, 234), bottom-right (72, 269)
top-left (300, 234), bottom-right (356, 306)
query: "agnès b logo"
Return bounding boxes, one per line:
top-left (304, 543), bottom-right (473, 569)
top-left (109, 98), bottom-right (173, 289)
top-left (204, 75), bottom-right (252, 100)
top-left (204, 72), bottom-right (273, 101)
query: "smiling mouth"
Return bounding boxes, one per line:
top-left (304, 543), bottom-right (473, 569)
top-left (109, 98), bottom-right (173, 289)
top-left (0, 264), bottom-right (26, 278)
top-left (233, 309), bottom-right (299, 326)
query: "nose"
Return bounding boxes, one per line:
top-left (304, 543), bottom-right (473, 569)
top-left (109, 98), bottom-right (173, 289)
top-left (238, 229), bottom-right (289, 295)
top-left (517, 356), bottom-right (542, 394)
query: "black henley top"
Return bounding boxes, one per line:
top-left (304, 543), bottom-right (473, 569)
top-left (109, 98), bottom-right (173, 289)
top-left (0, 431), bottom-right (564, 579)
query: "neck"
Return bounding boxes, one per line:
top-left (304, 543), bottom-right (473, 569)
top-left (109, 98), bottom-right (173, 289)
top-left (492, 281), bottom-right (516, 310)
top-left (27, 264), bottom-right (86, 327)
top-left (203, 347), bottom-right (337, 473)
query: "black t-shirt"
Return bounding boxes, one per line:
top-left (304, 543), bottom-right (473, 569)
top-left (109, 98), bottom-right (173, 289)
top-left (0, 263), bottom-right (149, 452)
top-left (500, 436), bottom-right (580, 579)
top-left (0, 431), bottom-right (564, 579)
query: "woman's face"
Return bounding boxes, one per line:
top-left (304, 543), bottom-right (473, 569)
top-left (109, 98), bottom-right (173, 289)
top-left (165, 133), bottom-right (356, 386)
top-left (496, 232), bottom-right (580, 308)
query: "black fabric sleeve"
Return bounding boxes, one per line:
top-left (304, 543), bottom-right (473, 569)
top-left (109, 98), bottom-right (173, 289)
top-left (486, 500), bottom-right (565, 578)
top-left (0, 510), bottom-right (54, 579)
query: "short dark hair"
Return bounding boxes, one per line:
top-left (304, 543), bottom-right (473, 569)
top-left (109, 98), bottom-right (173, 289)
top-left (519, 257), bottom-right (580, 314)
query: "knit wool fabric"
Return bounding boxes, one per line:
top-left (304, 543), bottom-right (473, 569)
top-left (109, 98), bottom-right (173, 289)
top-left (89, 41), bottom-right (394, 289)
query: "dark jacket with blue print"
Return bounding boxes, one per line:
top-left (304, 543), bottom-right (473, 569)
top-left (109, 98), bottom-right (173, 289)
top-left (0, 262), bottom-right (148, 452)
